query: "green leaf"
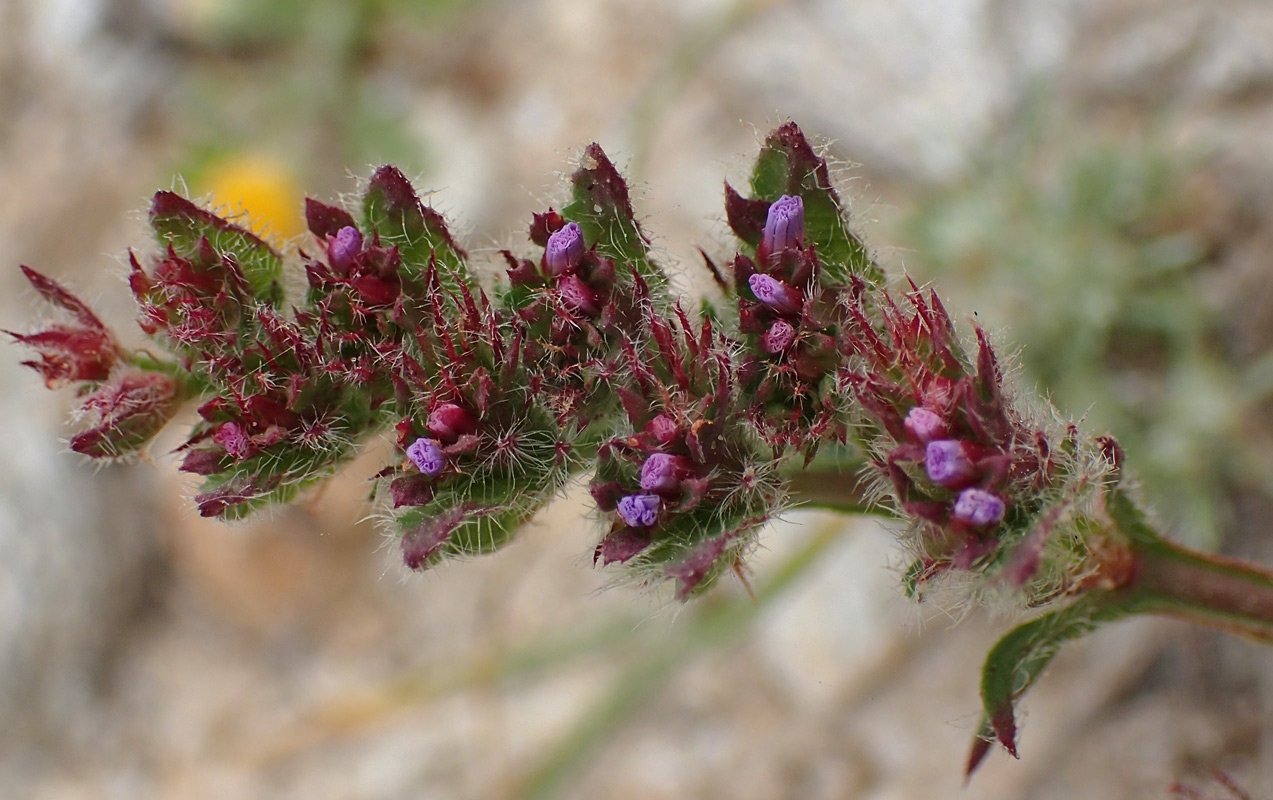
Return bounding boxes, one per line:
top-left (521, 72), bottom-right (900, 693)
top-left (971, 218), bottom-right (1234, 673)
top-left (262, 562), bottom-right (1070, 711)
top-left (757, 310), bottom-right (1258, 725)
top-left (749, 122), bottom-right (878, 283)
top-left (394, 405), bottom-right (571, 568)
top-left (362, 165), bottom-right (471, 293)
top-left (149, 191), bottom-right (284, 304)
top-left (560, 143), bottom-right (667, 296)
top-left (967, 590), bottom-right (1146, 777)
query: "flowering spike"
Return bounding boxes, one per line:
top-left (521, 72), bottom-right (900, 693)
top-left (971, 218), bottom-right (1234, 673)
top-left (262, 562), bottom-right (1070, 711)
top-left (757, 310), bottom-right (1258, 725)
top-left (11, 122), bottom-right (1228, 782)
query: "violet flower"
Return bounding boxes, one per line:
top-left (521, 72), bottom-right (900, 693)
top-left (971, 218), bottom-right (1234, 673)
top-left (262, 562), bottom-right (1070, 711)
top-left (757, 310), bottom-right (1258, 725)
top-left (761, 320), bottom-right (797, 354)
top-left (545, 221), bottom-right (584, 277)
top-left (639, 452), bottom-right (693, 493)
top-left (406, 438), bottom-right (445, 476)
top-left (748, 273), bottom-right (802, 315)
top-left (214, 421), bottom-right (252, 460)
top-left (904, 407), bottom-right (947, 444)
top-left (617, 493), bottom-right (660, 528)
top-left (763, 194), bottom-right (805, 254)
top-left (953, 488), bottom-right (1005, 528)
top-left (925, 439), bottom-right (977, 488)
top-left (327, 226), bottom-right (363, 274)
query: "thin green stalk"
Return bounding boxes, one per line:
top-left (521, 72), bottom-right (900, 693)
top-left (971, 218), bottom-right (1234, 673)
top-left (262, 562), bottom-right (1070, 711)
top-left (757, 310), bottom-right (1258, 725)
top-left (506, 516), bottom-right (846, 800)
top-left (780, 442), bottom-right (887, 516)
top-left (784, 468), bottom-right (881, 515)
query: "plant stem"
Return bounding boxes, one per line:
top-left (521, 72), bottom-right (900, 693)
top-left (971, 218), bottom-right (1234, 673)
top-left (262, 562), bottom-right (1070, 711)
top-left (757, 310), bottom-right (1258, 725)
top-left (784, 468), bottom-right (879, 515)
top-left (1105, 487), bottom-right (1273, 642)
top-left (1132, 536), bottom-right (1273, 644)
top-left (780, 442), bottom-right (886, 516)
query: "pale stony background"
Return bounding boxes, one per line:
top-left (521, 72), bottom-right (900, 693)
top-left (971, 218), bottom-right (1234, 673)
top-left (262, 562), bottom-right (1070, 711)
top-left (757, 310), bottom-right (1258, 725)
top-left (1, 0), bottom-right (1272, 798)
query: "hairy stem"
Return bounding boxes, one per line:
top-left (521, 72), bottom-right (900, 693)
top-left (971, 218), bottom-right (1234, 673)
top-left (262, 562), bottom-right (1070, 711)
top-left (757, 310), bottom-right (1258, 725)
top-left (1132, 537), bottom-right (1273, 644)
top-left (1103, 487), bottom-right (1273, 642)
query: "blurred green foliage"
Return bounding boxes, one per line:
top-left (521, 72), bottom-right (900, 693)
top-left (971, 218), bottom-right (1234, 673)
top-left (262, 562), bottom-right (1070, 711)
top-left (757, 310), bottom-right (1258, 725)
top-left (900, 109), bottom-right (1267, 548)
top-left (169, 0), bottom-right (491, 191)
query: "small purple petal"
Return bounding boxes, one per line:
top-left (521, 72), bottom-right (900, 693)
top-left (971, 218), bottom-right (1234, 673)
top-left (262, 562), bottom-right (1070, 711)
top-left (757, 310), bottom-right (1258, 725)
top-left (214, 421), bottom-right (252, 460)
top-left (761, 320), bottom-right (797, 354)
top-left (953, 488), bottom-right (1006, 528)
top-left (904, 407), bottom-right (946, 444)
top-left (617, 493), bottom-right (660, 528)
top-left (406, 438), bottom-right (445, 476)
top-left (639, 452), bottom-right (692, 493)
top-left (747, 273), bottom-right (802, 314)
top-left (925, 439), bottom-right (976, 487)
top-left (644, 413), bottom-right (680, 445)
top-left (763, 194), bottom-right (805, 254)
top-left (545, 221), bottom-right (584, 277)
top-left (328, 226), bottom-right (363, 273)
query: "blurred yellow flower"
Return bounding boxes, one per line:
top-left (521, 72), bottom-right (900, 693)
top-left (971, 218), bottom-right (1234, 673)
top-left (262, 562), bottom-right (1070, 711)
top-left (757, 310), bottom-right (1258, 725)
top-left (202, 155), bottom-right (305, 248)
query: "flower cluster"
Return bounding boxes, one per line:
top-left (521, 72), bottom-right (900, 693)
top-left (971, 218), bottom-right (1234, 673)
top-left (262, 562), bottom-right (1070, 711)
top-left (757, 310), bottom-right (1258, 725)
top-left (589, 308), bottom-right (785, 598)
top-left (722, 123), bottom-right (880, 455)
top-left (385, 282), bottom-right (571, 568)
top-left (7, 265), bottom-right (186, 459)
top-left (843, 279), bottom-right (1117, 603)
top-left (8, 122), bottom-right (1118, 603)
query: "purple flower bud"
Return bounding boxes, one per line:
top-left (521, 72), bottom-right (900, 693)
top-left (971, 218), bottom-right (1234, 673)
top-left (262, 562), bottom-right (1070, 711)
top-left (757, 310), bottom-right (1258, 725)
top-left (406, 438), bottom-right (445, 476)
top-left (904, 407), bottom-right (947, 444)
top-left (427, 402), bottom-right (476, 444)
top-left (214, 421), bottom-right (252, 460)
top-left (558, 274), bottom-right (601, 316)
top-left (953, 488), bottom-right (1006, 528)
top-left (763, 194), bottom-right (805, 254)
top-left (925, 439), bottom-right (977, 488)
top-left (645, 413), bottom-right (680, 445)
top-left (748, 273), bottom-right (802, 315)
top-left (617, 493), bottom-right (660, 528)
top-left (639, 452), bottom-right (693, 493)
top-left (545, 221), bottom-right (584, 277)
top-left (327, 226), bottom-right (363, 273)
top-left (761, 320), bottom-right (797, 354)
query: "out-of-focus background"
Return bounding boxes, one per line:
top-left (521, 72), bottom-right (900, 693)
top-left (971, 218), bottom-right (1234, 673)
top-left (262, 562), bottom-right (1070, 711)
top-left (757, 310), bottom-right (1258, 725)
top-left (3, 0), bottom-right (1273, 797)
